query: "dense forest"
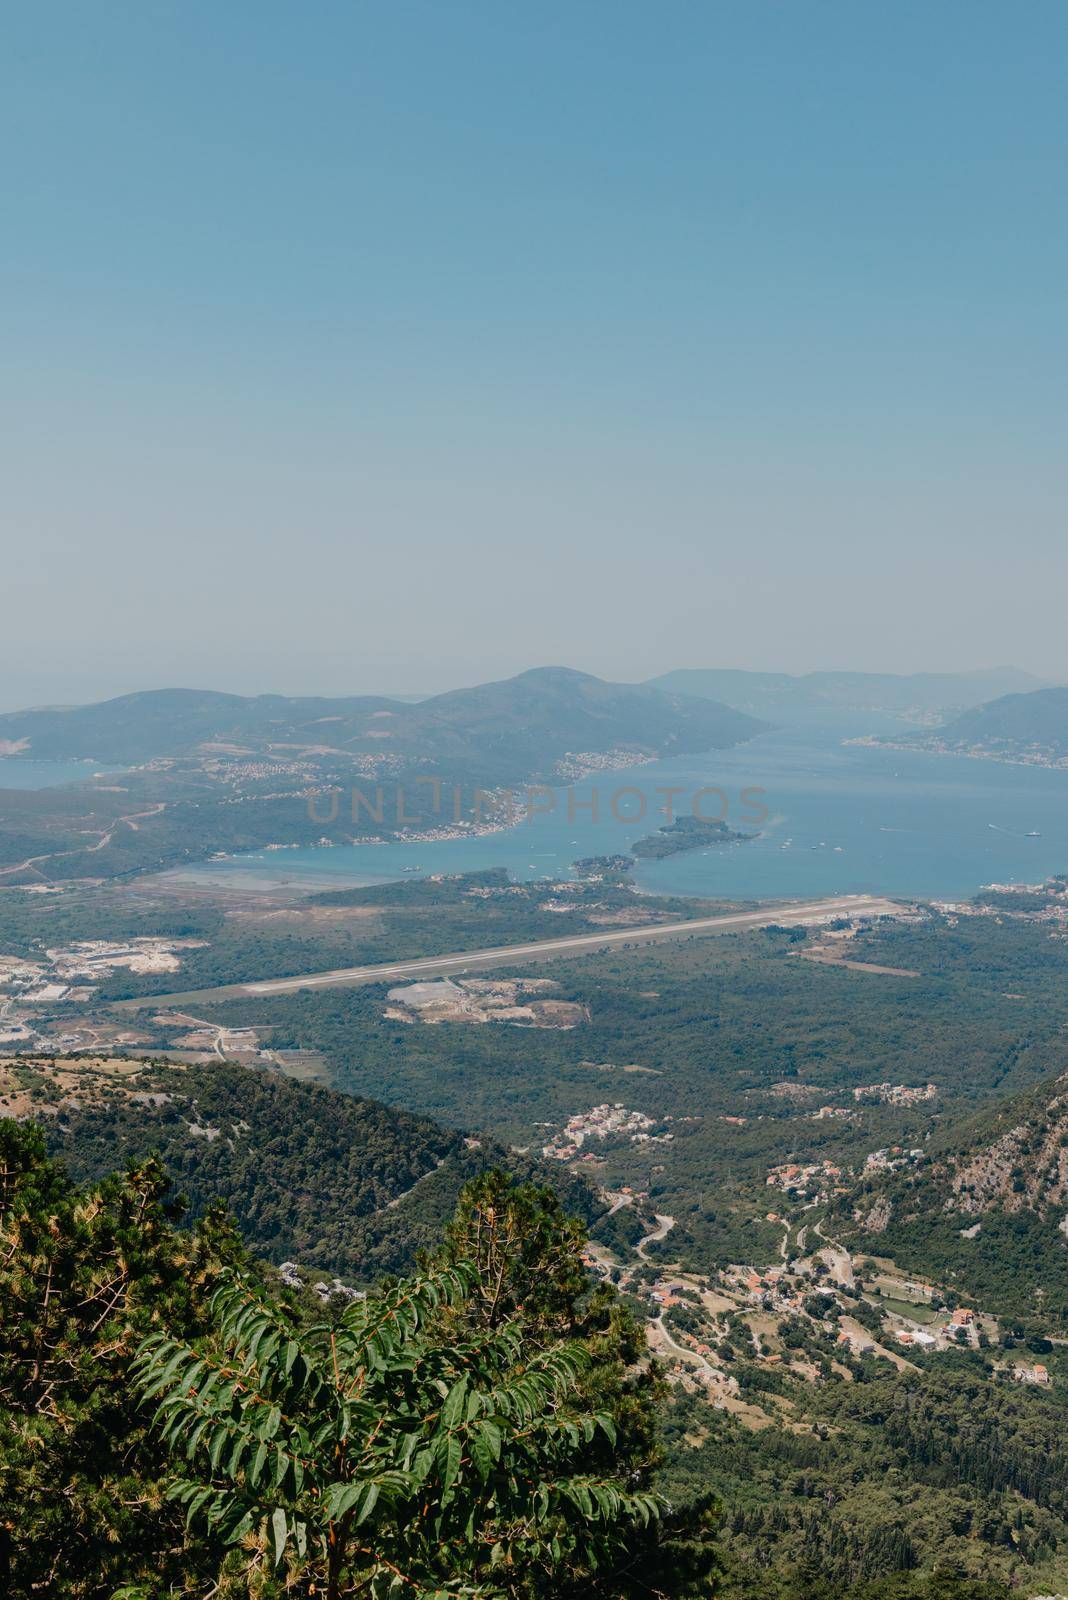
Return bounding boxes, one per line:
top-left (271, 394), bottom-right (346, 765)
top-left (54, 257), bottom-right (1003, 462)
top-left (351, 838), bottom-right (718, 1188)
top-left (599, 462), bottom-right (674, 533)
top-left (664, 1358), bottom-right (1068, 1594)
top-left (16, 1056), bottom-right (603, 1281)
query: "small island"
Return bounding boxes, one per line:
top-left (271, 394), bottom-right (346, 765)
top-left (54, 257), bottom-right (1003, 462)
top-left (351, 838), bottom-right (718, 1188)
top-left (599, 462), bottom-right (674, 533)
top-left (630, 814), bottom-right (755, 860)
top-left (571, 854), bottom-right (636, 881)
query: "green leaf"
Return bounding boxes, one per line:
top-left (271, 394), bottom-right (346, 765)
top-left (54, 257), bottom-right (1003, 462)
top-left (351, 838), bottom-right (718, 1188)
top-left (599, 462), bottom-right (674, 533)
top-left (471, 1420), bottom-right (502, 1480)
top-left (441, 1433), bottom-right (462, 1498)
top-left (271, 1507), bottom-right (287, 1566)
top-left (258, 1404), bottom-right (282, 1441)
top-left (441, 1376), bottom-right (468, 1430)
top-left (595, 1412), bottom-right (617, 1447)
top-left (354, 1480), bottom-right (380, 1525)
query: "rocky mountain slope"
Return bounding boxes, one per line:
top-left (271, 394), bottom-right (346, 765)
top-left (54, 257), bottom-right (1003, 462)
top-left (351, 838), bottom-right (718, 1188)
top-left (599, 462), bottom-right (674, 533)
top-left (844, 1070), bottom-right (1068, 1323)
top-left (947, 1074), bottom-right (1068, 1219)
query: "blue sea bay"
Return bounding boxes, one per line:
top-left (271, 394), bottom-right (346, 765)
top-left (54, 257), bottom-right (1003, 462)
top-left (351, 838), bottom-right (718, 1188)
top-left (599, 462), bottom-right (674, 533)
top-left (165, 711), bottom-right (1068, 904)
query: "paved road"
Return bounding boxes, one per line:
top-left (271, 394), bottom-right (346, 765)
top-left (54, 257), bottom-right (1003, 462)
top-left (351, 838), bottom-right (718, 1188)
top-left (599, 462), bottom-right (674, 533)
top-left (636, 1213), bottom-right (677, 1262)
top-left (125, 893), bottom-right (897, 1008)
top-left (241, 893), bottom-right (894, 994)
top-left (650, 1315), bottom-right (721, 1383)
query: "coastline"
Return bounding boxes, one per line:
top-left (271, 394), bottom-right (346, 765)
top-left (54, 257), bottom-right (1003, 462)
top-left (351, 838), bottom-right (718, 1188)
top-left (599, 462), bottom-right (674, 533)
top-left (846, 735), bottom-right (1068, 774)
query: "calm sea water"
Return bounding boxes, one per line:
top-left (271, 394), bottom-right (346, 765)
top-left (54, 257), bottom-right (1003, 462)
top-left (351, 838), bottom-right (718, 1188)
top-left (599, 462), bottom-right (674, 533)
top-left (0, 759), bottom-right (115, 790)
top-left (167, 711), bottom-right (1068, 903)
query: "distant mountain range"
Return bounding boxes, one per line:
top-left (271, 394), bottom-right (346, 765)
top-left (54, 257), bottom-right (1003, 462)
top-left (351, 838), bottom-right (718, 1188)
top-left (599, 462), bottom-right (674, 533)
top-left (0, 669), bottom-right (766, 883)
top-left (887, 686), bottom-right (1068, 767)
top-left (648, 665), bottom-right (1049, 721)
top-left (0, 667), bottom-right (764, 776)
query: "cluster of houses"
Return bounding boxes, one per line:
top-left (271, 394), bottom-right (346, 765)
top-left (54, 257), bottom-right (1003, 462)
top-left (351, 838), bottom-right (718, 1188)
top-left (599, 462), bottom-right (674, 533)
top-left (723, 1265), bottom-right (823, 1317)
top-left (582, 1237), bottom-right (1059, 1397)
top-left (864, 1145), bottom-right (925, 1173)
top-left (894, 1327), bottom-right (939, 1350)
top-left (853, 1081), bottom-right (937, 1107)
top-left (895, 1306), bottom-right (976, 1350)
top-left (934, 881), bottom-right (1068, 925)
top-left (542, 1102), bottom-right (670, 1161)
top-left (765, 1159), bottom-right (849, 1201)
top-left (765, 1147), bottom-right (927, 1197)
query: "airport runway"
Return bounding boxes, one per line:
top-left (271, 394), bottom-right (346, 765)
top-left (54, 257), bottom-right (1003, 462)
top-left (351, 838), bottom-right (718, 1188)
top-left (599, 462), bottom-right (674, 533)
top-left (127, 894), bottom-right (898, 1008)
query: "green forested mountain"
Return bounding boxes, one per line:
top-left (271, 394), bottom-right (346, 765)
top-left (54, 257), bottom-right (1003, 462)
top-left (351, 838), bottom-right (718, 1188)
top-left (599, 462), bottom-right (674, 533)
top-left (0, 667), bottom-right (763, 772)
top-left (907, 686), bottom-right (1068, 762)
top-left (12, 1055), bottom-right (603, 1281)
top-left (665, 1363), bottom-right (1068, 1597)
top-left (0, 668), bottom-right (764, 884)
top-left (0, 687), bottom-right (388, 763)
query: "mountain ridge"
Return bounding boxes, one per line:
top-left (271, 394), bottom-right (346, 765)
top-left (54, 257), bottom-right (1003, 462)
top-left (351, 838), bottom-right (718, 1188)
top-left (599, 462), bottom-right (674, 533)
top-left (912, 686), bottom-right (1068, 764)
top-left (4, 1052), bottom-right (605, 1283)
top-left (648, 665), bottom-right (1049, 719)
top-left (0, 666), bottom-right (765, 771)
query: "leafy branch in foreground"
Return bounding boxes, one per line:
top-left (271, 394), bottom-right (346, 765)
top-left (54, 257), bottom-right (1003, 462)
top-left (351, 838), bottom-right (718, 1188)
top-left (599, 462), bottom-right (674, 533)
top-left (0, 1118), bottom-right (244, 1599)
top-left (134, 1258), bottom-right (663, 1599)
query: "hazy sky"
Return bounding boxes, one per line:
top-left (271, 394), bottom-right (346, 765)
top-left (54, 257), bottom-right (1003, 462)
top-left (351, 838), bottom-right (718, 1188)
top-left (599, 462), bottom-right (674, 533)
top-left (2, 2), bottom-right (1066, 707)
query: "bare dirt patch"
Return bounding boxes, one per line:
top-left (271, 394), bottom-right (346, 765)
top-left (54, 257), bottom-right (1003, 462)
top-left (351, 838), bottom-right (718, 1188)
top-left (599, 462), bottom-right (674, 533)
top-left (578, 1060), bottom-right (663, 1076)
top-left (229, 903), bottom-right (381, 929)
top-left (385, 977), bottom-right (588, 1029)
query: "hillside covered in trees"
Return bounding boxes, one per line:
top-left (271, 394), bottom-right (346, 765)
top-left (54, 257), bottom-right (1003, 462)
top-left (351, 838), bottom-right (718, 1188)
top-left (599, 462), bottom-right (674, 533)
top-left (881, 686), bottom-right (1068, 765)
top-left (6, 1054), bottom-right (603, 1282)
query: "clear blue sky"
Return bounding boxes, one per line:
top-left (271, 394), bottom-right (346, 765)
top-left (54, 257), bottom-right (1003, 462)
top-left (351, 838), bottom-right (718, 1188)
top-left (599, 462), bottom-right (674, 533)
top-left (2, 1), bottom-right (1065, 705)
